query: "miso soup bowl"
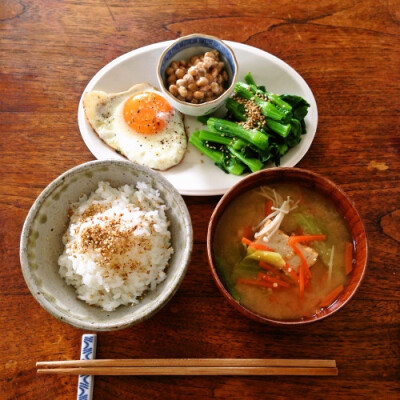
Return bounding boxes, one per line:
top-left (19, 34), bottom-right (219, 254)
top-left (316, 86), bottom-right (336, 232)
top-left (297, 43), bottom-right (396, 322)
top-left (207, 168), bottom-right (368, 325)
top-left (20, 160), bottom-right (193, 331)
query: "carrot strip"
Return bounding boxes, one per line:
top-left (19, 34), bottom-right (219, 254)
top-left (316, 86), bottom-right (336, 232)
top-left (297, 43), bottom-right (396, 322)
top-left (288, 235), bottom-right (327, 244)
top-left (259, 262), bottom-right (293, 284)
top-left (320, 285), bottom-right (344, 308)
top-left (236, 278), bottom-right (274, 289)
top-left (345, 242), bottom-right (353, 275)
top-left (241, 237), bottom-right (252, 246)
top-left (287, 236), bottom-right (326, 281)
top-left (258, 273), bottom-right (290, 288)
top-left (290, 243), bottom-right (312, 279)
top-left (288, 236), bottom-right (326, 280)
top-left (283, 261), bottom-right (299, 284)
top-left (257, 272), bottom-right (267, 281)
top-left (277, 274), bottom-right (293, 285)
top-left (242, 225), bottom-right (253, 240)
top-left (241, 238), bottom-right (273, 252)
top-left (250, 243), bottom-right (274, 252)
top-left (259, 261), bottom-right (279, 274)
top-left (265, 199), bottom-right (273, 216)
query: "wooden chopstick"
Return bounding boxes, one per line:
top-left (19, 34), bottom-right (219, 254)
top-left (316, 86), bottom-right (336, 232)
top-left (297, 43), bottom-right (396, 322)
top-left (37, 358), bottom-right (336, 368)
top-left (36, 359), bottom-right (338, 376)
top-left (37, 366), bottom-right (338, 376)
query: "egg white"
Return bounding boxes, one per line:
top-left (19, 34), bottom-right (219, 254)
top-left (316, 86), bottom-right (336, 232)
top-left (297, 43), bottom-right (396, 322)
top-left (83, 83), bottom-right (187, 170)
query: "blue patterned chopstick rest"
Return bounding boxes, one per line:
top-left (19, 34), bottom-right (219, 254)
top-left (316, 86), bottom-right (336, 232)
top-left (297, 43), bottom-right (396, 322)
top-left (77, 334), bottom-right (97, 400)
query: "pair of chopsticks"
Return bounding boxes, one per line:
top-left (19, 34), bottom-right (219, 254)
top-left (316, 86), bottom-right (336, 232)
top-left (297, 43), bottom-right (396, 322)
top-left (36, 358), bottom-right (338, 376)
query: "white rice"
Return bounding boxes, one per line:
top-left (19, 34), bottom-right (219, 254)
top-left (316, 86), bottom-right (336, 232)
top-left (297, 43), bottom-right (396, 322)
top-left (58, 181), bottom-right (173, 311)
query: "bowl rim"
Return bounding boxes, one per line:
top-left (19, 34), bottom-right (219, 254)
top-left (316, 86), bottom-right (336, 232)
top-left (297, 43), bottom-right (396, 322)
top-left (19, 159), bottom-right (193, 331)
top-left (156, 33), bottom-right (239, 109)
top-left (207, 167), bottom-right (368, 325)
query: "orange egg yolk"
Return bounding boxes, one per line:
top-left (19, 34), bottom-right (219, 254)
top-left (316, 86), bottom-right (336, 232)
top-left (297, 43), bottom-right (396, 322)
top-left (123, 92), bottom-right (172, 134)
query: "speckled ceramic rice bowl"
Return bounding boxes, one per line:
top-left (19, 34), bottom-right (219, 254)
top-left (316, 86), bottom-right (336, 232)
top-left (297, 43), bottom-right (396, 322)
top-left (20, 160), bottom-right (192, 331)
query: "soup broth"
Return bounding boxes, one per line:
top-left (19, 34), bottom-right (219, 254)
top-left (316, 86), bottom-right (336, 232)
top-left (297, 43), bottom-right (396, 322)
top-left (213, 183), bottom-right (353, 321)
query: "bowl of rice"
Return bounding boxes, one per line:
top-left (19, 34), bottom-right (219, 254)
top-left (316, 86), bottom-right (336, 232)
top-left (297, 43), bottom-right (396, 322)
top-left (20, 160), bottom-right (192, 331)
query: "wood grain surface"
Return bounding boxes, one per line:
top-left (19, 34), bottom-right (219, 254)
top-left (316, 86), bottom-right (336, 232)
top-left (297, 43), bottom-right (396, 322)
top-left (1, 0), bottom-right (399, 399)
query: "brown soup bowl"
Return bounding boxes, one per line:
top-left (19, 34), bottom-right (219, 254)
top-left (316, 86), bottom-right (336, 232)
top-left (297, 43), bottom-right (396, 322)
top-left (207, 168), bottom-right (368, 325)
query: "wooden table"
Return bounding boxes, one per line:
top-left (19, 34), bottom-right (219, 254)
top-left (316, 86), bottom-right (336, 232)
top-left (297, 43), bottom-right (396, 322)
top-left (1, 1), bottom-right (399, 398)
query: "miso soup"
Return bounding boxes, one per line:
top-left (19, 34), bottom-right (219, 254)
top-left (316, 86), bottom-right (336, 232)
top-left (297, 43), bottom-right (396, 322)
top-left (213, 183), bottom-right (353, 321)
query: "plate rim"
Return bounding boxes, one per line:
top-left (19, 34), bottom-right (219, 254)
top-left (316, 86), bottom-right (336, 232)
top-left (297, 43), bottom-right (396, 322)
top-left (78, 40), bottom-right (318, 196)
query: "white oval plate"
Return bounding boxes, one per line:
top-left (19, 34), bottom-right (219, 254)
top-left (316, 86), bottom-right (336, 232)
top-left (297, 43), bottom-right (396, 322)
top-left (78, 41), bottom-right (318, 196)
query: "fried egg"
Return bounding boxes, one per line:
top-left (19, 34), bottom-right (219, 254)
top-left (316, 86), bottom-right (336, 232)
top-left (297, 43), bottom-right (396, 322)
top-left (83, 83), bottom-right (187, 170)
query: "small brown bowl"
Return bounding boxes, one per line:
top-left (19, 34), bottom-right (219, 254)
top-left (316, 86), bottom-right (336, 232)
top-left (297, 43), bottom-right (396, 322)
top-left (207, 168), bottom-right (368, 325)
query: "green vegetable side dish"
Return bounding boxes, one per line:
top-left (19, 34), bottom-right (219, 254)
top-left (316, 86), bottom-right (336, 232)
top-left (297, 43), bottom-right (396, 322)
top-left (189, 72), bottom-right (310, 175)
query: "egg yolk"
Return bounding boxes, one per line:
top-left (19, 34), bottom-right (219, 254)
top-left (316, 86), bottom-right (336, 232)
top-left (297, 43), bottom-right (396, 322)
top-left (123, 92), bottom-right (172, 134)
